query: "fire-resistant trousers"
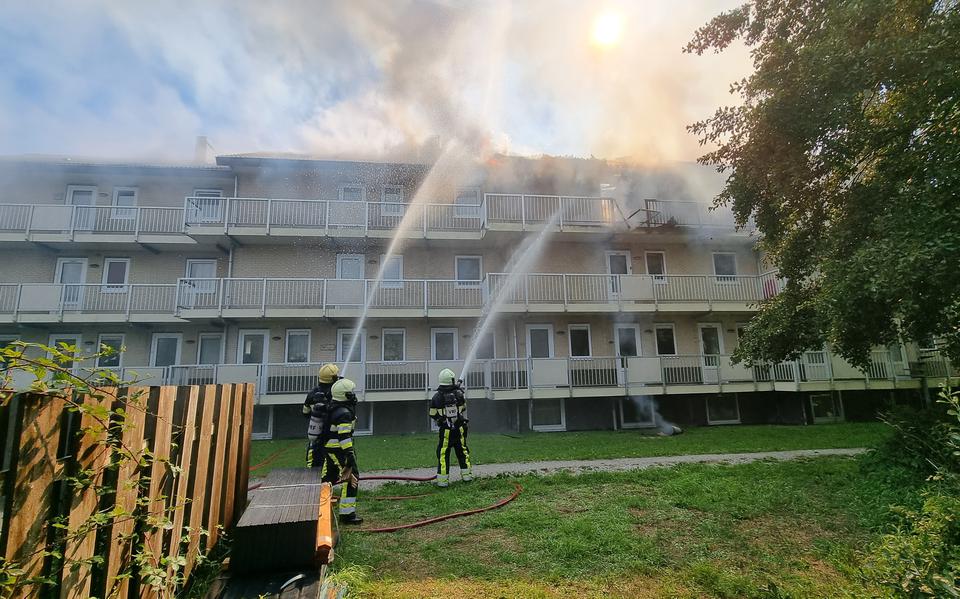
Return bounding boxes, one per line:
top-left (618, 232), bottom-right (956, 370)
top-left (436, 424), bottom-right (472, 486)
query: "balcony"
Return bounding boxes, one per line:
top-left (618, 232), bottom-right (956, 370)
top-left (182, 197), bottom-right (485, 240)
top-left (0, 283), bottom-right (180, 323)
top-left (0, 205), bottom-right (187, 243)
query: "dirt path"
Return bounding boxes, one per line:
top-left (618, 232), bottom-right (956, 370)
top-left (360, 447), bottom-right (868, 488)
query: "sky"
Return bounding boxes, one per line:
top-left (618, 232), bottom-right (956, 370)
top-left (0, 0), bottom-right (751, 164)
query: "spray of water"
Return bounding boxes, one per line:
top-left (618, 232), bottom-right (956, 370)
top-left (341, 142), bottom-right (475, 376)
top-left (459, 209), bottom-right (564, 381)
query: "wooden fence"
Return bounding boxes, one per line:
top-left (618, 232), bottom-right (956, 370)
top-left (0, 383), bottom-right (255, 598)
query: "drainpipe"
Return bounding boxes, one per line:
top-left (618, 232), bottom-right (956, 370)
top-left (227, 245), bottom-right (234, 278)
top-left (234, 174), bottom-right (238, 197)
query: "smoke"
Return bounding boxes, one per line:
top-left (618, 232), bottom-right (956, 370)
top-left (0, 0), bottom-right (749, 163)
top-left (627, 395), bottom-right (681, 435)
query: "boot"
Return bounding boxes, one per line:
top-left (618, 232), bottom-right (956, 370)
top-left (339, 513), bottom-right (364, 525)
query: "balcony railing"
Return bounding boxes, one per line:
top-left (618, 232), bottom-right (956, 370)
top-left (0, 204), bottom-right (185, 237)
top-left (182, 197), bottom-right (485, 235)
top-left (484, 194), bottom-right (622, 229)
top-left (0, 283), bottom-right (178, 318)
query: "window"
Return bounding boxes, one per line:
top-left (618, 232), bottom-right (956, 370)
top-left (615, 325), bottom-right (641, 358)
top-left (339, 184), bottom-right (365, 202)
top-left (455, 256), bottom-right (482, 287)
top-left (338, 329), bottom-right (364, 363)
top-left (382, 329), bottom-right (405, 362)
top-left (526, 325), bottom-right (554, 358)
top-left (568, 325), bottom-right (592, 357)
top-left (193, 189), bottom-right (223, 198)
top-left (620, 397), bottom-right (655, 428)
top-left (706, 395), bottom-right (740, 424)
top-left (431, 328), bottom-right (458, 360)
top-left (251, 405), bottom-right (273, 440)
top-left (0, 336), bottom-right (19, 370)
top-left (605, 251), bottom-right (631, 294)
top-left (285, 329), bottom-right (311, 363)
top-left (151, 333), bottom-right (182, 367)
top-left (474, 333), bottom-right (495, 360)
top-left (111, 187), bottom-right (138, 219)
top-left (810, 393), bottom-right (844, 423)
top-left (655, 324), bottom-right (676, 356)
top-left (645, 251), bottom-right (666, 282)
top-left (353, 403), bottom-right (374, 435)
top-left (382, 185), bottom-right (404, 216)
top-left (189, 189), bottom-right (223, 223)
top-left (101, 258), bottom-right (130, 292)
top-left (380, 255), bottom-right (403, 289)
top-left (67, 186), bottom-right (96, 230)
top-left (96, 334), bottom-right (124, 368)
top-left (237, 330), bottom-right (269, 365)
top-left (698, 324), bottom-right (723, 367)
top-left (197, 333), bottom-right (223, 365)
top-left (48, 335), bottom-right (81, 373)
top-left (336, 254), bottom-right (365, 280)
top-left (713, 253), bottom-right (737, 282)
top-left (455, 188), bottom-right (481, 218)
top-left (530, 399), bottom-right (566, 432)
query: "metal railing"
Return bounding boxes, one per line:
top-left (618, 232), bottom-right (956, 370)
top-left (484, 194), bottom-right (621, 228)
top-left (0, 204), bottom-right (185, 236)
top-left (2, 283), bottom-right (178, 317)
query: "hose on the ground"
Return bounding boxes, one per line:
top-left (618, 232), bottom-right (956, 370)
top-left (357, 482), bottom-right (523, 533)
top-left (358, 473), bottom-right (438, 482)
top-left (248, 448), bottom-right (287, 473)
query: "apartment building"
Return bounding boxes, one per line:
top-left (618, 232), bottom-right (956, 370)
top-left (0, 153), bottom-right (953, 440)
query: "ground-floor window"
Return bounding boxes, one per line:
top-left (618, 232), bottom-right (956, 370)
top-left (251, 405), bottom-right (273, 440)
top-left (530, 398), bottom-right (566, 432)
top-left (810, 393), bottom-right (844, 423)
top-left (706, 394), bottom-right (740, 424)
top-left (620, 397), bottom-right (656, 428)
top-left (354, 402), bottom-right (374, 436)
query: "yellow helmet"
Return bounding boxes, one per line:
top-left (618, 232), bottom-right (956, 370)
top-left (318, 363), bottom-right (340, 384)
top-left (332, 378), bottom-right (358, 402)
top-left (438, 368), bottom-right (457, 386)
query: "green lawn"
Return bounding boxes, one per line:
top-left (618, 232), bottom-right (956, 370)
top-left (250, 422), bottom-right (890, 475)
top-left (331, 456), bottom-right (911, 598)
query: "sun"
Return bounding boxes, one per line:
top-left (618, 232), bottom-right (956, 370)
top-left (591, 12), bottom-right (623, 48)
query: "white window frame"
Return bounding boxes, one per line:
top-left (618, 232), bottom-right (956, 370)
top-left (96, 333), bottom-right (125, 368)
top-left (189, 189), bottom-right (224, 224)
top-left (810, 392), bottom-right (845, 423)
top-left (705, 395), bottom-right (741, 425)
top-left (712, 252), bottom-right (738, 283)
top-left (644, 251), bottom-right (667, 283)
top-left (353, 402), bottom-right (374, 436)
top-left (614, 324), bottom-right (642, 357)
top-left (654, 323), bottom-right (677, 356)
top-left (605, 250), bottom-right (632, 295)
top-left (192, 189), bottom-right (223, 198)
top-left (381, 185), bottom-right (404, 216)
top-left (197, 333), bottom-right (224, 365)
top-left (336, 254), bottom-right (365, 280)
top-left (337, 328), bottom-right (365, 363)
top-left (285, 329), bottom-right (312, 363)
top-left (48, 334), bottom-right (82, 373)
top-left (236, 329), bottom-right (270, 365)
top-left (150, 333), bottom-right (183, 367)
top-left (529, 398), bottom-right (566, 432)
top-left (619, 397), bottom-right (656, 429)
top-left (251, 405), bottom-right (274, 441)
top-left (454, 188), bottom-right (481, 218)
top-left (66, 185), bottom-right (97, 206)
top-left (111, 187), bottom-right (138, 220)
top-left (568, 324), bottom-right (593, 358)
top-left (525, 324), bottom-right (555, 358)
top-left (101, 258), bottom-right (130, 293)
top-left (697, 322), bottom-right (725, 353)
top-left (379, 254), bottom-right (403, 289)
top-left (431, 327), bottom-right (459, 361)
top-left (381, 328), bottom-right (406, 362)
top-left (473, 332), bottom-right (497, 360)
top-left (55, 257), bottom-right (88, 308)
top-left (455, 255), bottom-right (482, 288)
top-left (338, 184), bottom-right (366, 202)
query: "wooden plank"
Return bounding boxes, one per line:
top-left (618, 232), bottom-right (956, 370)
top-left (105, 386), bottom-right (150, 598)
top-left (316, 482), bottom-right (334, 565)
top-left (4, 393), bottom-right (65, 595)
top-left (206, 385), bottom-right (230, 549)
top-left (222, 385), bottom-right (243, 527)
top-left (61, 390), bottom-right (114, 599)
top-left (139, 386), bottom-right (176, 599)
top-left (183, 385), bottom-right (216, 579)
top-left (166, 386), bottom-right (199, 582)
top-left (235, 383), bottom-right (255, 516)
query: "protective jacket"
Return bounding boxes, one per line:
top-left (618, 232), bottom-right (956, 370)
top-left (429, 384), bottom-right (472, 486)
top-left (429, 384), bottom-right (468, 429)
top-left (302, 381), bottom-right (334, 416)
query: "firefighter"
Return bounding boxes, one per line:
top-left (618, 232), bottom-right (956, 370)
top-left (322, 377), bottom-right (363, 524)
top-left (429, 368), bottom-right (472, 487)
top-left (304, 363), bottom-right (340, 469)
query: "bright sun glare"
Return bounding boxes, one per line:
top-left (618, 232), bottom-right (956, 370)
top-left (591, 12), bottom-right (623, 48)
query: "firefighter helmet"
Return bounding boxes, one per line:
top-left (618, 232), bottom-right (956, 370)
top-left (438, 368), bottom-right (457, 386)
top-left (318, 363), bottom-right (340, 384)
top-left (332, 378), bottom-right (358, 403)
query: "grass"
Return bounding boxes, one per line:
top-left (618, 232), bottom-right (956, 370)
top-left (332, 455), bottom-right (914, 598)
top-left (249, 422), bottom-right (890, 475)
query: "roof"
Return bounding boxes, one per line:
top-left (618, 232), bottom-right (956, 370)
top-left (0, 154), bottom-right (230, 172)
top-left (216, 152), bottom-right (430, 170)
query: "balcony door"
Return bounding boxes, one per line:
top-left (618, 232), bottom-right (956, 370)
top-left (238, 330), bottom-right (269, 365)
top-left (605, 251), bottom-right (631, 295)
top-left (183, 260), bottom-right (217, 308)
top-left (67, 185), bottom-right (96, 230)
top-left (48, 334), bottom-right (81, 374)
top-left (526, 324), bottom-right (554, 358)
top-left (431, 328), bottom-right (459, 361)
top-left (614, 324), bottom-right (641, 384)
top-left (188, 189), bottom-right (223, 223)
top-left (55, 258), bottom-right (87, 309)
top-left (698, 324), bottom-right (724, 383)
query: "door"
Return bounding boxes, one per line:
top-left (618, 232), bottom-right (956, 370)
top-left (67, 185), bottom-right (96, 230)
top-left (189, 189), bottom-right (223, 223)
top-left (526, 325), bottom-right (554, 358)
top-left (338, 329), bottom-right (364, 364)
top-left (197, 333), bottom-right (223, 365)
top-left (431, 328), bottom-right (459, 360)
top-left (614, 324), bottom-right (641, 383)
top-left (698, 324), bottom-right (723, 383)
top-left (151, 334), bottom-right (182, 367)
top-left (55, 258), bottom-right (87, 309)
top-left (183, 260), bottom-right (217, 307)
top-left (238, 330), bottom-right (269, 364)
top-left (336, 254), bottom-right (364, 279)
top-left (605, 251), bottom-right (631, 295)
top-left (48, 334), bottom-right (81, 373)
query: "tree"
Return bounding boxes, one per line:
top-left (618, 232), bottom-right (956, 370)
top-left (686, 0), bottom-right (960, 367)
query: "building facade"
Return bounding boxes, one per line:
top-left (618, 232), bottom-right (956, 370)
top-left (0, 154), bottom-right (953, 439)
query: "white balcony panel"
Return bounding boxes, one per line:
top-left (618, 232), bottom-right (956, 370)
top-left (326, 280), bottom-right (365, 306)
top-left (625, 357), bottom-right (663, 385)
top-left (32, 205), bottom-right (74, 232)
top-left (18, 284), bottom-right (62, 312)
top-left (531, 358), bottom-right (569, 387)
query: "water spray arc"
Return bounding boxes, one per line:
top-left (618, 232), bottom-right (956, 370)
top-left (459, 210), bottom-right (564, 381)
